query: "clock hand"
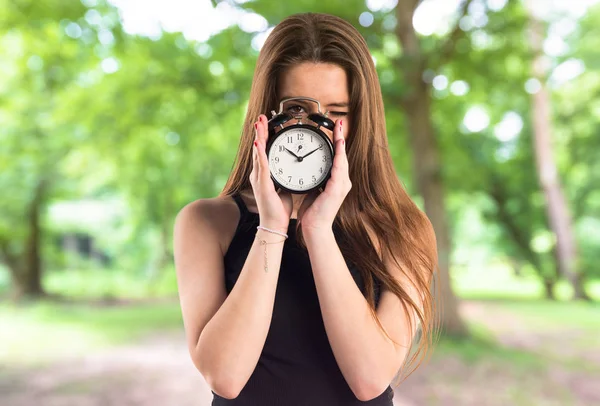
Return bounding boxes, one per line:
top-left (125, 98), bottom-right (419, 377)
top-left (284, 147), bottom-right (302, 161)
top-left (301, 147), bottom-right (321, 159)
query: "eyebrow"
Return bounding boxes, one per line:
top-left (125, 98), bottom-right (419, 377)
top-left (280, 96), bottom-right (349, 109)
top-left (326, 102), bottom-right (349, 108)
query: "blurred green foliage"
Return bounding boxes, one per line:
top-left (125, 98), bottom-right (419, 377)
top-left (0, 0), bottom-right (598, 299)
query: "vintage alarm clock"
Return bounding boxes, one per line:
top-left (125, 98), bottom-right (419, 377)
top-left (266, 96), bottom-right (336, 194)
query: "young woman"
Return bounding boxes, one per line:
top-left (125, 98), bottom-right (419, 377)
top-left (174, 12), bottom-right (440, 406)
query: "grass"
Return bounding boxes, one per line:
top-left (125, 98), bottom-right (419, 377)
top-left (492, 299), bottom-right (600, 331)
top-left (3, 296), bottom-right (595, 371)
top-left (0, 299), bottom-right (183, 366)
top-left (434, 330), bottom-right (549, 370)
top-left (451, 261), bottom-right (600, 302)
top-left (1, 264), bottom-right (598, 372)
top-left (41, 267), bottom-right (179, 300)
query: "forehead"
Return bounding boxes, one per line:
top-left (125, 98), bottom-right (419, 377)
top-left (277, 62), bottom-right (349, 106)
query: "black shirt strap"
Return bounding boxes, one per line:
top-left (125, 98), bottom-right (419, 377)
top-left (231, 191), bottom-right (250, 218)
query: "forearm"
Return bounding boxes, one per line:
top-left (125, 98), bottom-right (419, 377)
top-left (304, 228), bottom-right (403, 399)
top-left (195, 229), bottom-right (285, 398)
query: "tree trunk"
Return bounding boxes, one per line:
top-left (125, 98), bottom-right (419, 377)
top-left (10, 179), bottom-right (47, 300)
top-left (542, 278), bottom-right (556, 300)
top-left (526, 2), bottom-right (590, 301)
top-left (395, 1), bottom-right (469, 337)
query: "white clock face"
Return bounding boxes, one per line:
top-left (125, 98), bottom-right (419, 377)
top-left (268, 127), bottom-right (333, 192)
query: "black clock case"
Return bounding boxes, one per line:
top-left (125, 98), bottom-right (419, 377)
top-left (266, 123), bottom-right (335, 194)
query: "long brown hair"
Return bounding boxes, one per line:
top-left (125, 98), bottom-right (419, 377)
top-left (220, 12), bottom-right (441, 386)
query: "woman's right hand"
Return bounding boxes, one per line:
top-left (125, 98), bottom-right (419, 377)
top-left (250, 114), bottom-right (293, 232)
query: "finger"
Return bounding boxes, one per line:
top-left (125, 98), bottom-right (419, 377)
top-left (333, 119), bottom-right (345, 158)
top-left (260, 115), bottom-right (272, 178)
top-left (332, 119), bottom-right (347, 175)
top-left (258, 114), bottom-right (269, 145)
top-left (250, 148), bottom-right (257, 185)
top-left (256, 138), bottom-right (271, 184)
top-left (253, 122), bottom-right (261, 179)
top-left (255, 118), bottom-right (266, 175)
top-left (254, 121), bottom-right (271, 187)
top-left (252, 137), bottom-right (257, 170)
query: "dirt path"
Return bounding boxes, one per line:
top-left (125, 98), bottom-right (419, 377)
top-left (1, 332), bottom-right (210, 406)
top-left (1, 300), bottom-right (597, 406)
top-left (0, 331), bottom-right (414, 406)
top-left (393, 301), bottom-right (600, 406)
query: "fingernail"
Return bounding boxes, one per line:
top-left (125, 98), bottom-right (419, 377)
top-left (340, 120), bottom-right (343, 127)
top-left (254, 141), bottom-right (258, 147)
top-left (342, 139), bottom-right (345, 145)
top-left (254, 123), bottom-right (258, 130)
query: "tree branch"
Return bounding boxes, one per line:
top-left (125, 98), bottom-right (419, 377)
top-left (488, 174), bottom-right (544, 274)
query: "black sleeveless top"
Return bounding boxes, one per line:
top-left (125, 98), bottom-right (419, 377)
top-left (211, 192), bottom-right (394, 406)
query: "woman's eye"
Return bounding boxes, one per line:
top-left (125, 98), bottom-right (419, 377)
top-left (330, 111), bottom-right (348, 116)
top-left (287, 105), bottom-right (306, 115)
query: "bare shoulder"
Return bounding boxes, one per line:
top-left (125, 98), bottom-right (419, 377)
top-left (174, 195), bottom-right (241, 254)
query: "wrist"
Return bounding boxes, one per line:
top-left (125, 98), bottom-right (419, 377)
top-left (302, 225), bottom-right (334, 241)
top-left (259, 221), bottom-right (289, 233)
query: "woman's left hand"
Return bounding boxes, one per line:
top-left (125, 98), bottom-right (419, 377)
top-left (297, 119), bottom-right (351, 233)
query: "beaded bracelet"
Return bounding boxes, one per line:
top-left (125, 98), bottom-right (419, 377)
top-left (255, 226), bottom-right (287, 273)
top-left (256, 225), bottom-right (288, 239)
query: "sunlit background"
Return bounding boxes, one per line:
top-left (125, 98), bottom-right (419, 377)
top-left (1, 0), bottom-right (599, 405)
